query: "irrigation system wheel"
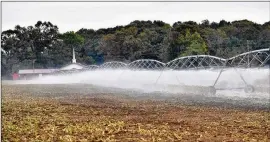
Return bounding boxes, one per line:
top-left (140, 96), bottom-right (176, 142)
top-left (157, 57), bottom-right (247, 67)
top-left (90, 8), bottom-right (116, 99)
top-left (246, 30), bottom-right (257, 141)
top-left (208, 86), bottom-right (216, 96)
top-left (244, 85), bottom-right (255, 93)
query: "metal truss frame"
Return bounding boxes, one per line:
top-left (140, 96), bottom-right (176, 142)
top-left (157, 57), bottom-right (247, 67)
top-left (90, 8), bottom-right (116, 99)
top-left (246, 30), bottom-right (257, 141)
top-left (226, 48), bottom-right (270, 68)
top-left (165, 55), bottom-right (226, 70)
top-left (128, 59), bottom-right (166, 70)
top-left (98, 61), bottom-right (127, 69)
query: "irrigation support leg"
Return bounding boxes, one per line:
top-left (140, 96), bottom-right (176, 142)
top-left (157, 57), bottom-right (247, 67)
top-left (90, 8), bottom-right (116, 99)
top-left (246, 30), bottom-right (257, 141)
top-left (155, 68), bottom-right (165, 85)
top-left (157, 70), bottom-right (182, 85)
top-left (233, 67), bottom-right (248, 85)
top-left (174, 71), bottom-right (182, 85)
top-left (213, 68), bottom-right (224, 87)
top-left (117, 68), bottom-right (127, 81)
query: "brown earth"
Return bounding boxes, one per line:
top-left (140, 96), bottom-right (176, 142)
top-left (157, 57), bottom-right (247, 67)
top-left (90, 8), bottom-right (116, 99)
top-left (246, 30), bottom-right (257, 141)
top-left (1, 84), bottom-right (269, 142)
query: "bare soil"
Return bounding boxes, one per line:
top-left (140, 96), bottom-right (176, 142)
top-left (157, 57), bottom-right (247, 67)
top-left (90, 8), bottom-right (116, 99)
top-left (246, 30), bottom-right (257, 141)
top-left (2, 84), bottom-right (269, 142)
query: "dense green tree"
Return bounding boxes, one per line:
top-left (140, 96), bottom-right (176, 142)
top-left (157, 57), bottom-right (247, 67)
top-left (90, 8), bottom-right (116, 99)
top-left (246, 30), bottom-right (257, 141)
top-left (59, 31), bottom-right (95, 64)
top-left (1, 21), bottom-right (59, 76)
top-left (1, 19), bottom-right (270, 78)
top-left (60, 31), bottom-right (84, 48)
top-left (178, 30), bottom-right (208, 56)
top-left (200, 28), bottom-right (227, 56)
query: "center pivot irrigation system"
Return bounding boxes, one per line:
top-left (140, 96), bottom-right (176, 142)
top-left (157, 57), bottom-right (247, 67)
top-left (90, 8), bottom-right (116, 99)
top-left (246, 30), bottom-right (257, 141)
top-left (54, 48), bottom-right (270, 96)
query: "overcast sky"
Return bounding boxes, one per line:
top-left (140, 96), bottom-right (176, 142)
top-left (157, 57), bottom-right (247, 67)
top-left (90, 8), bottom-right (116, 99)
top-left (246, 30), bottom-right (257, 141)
top-left (2, 2), bottom-right (270, 33)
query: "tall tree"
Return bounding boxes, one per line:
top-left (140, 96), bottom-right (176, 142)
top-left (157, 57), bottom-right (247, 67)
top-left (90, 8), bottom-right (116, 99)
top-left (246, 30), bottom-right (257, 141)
top-left (179, 30), bottom-right (208, 56)
top-left (1, 21), bottom-right (59, 75)
top-left (59, 31), bottom-right (96, 64)
top-left (2, 19), bottom-right (270, 78)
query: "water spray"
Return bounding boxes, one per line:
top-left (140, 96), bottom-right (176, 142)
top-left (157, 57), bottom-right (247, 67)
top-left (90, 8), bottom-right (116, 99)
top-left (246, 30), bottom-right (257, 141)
top-left (13, 48), bottom-right (270, 99)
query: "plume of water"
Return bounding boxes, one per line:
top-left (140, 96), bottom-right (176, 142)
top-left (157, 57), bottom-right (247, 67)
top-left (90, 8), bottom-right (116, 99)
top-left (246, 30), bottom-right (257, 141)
top-left (15, 67), bottom-right (269, 99)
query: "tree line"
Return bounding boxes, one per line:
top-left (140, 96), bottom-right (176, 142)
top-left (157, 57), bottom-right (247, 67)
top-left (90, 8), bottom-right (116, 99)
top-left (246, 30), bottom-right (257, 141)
top-left (1, 19), bottom-right (270, 78)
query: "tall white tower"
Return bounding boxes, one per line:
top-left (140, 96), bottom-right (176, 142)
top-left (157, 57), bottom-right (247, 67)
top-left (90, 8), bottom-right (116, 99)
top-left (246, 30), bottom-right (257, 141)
top-left (72, 48), bottom-right (76, 63)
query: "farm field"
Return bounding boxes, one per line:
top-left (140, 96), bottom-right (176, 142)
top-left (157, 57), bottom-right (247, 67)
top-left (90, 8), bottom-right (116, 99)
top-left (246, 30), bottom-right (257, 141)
top-left (2, 84), bottom-right (270, 142)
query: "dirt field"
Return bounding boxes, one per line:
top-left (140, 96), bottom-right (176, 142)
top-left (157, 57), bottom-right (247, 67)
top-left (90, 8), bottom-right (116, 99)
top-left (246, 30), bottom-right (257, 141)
top-left (2, 84), bottom-right (270, 142)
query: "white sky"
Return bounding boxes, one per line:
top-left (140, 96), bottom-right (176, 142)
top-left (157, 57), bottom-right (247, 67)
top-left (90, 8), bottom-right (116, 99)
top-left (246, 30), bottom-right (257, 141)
top-left (2, 2), bottom-right (270, 33)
